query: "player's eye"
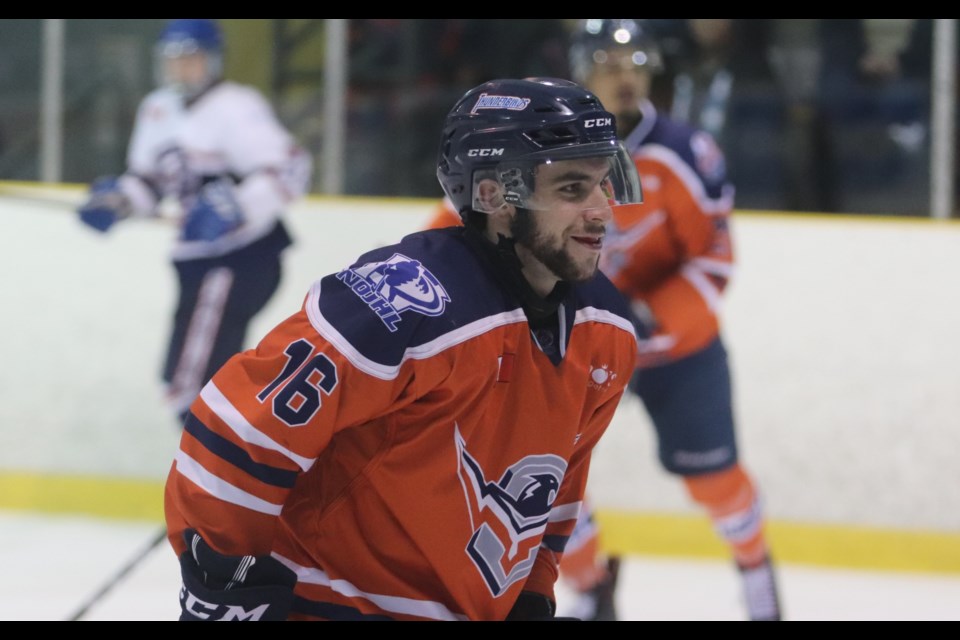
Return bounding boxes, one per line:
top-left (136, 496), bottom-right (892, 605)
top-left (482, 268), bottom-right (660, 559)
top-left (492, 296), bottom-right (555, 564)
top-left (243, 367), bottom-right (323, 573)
top-left (559, 182), bottom-right (588, 199)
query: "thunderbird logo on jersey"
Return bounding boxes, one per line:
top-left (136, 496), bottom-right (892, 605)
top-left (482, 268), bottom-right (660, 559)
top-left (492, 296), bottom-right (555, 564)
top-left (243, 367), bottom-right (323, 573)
top-left (470, 93), bottom-right (531, 113)
top-left (337, 253), bottom-right (451, 332)
top-left (454, 425), bottom-right (566, 597)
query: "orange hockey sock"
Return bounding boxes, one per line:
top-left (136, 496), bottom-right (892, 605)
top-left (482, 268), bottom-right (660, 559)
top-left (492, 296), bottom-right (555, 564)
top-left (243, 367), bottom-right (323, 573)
top-left (558, 503), bottom-right (612, 592)
top-left (683, 464), bottom-right (769, 567)
top-left (559, 530), bottom-right (610, 591)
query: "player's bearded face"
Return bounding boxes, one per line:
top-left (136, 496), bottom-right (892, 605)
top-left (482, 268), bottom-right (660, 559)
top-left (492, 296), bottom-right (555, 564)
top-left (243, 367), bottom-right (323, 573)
top-left (510, 158), bottom-right (613, 283)
top-left (512, 209), bottom-right (596, 283)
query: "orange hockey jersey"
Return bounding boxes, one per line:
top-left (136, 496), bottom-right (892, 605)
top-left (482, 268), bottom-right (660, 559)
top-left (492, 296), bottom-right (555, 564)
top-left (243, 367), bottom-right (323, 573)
top-left (165, 225), bottom-right (638, 620)
top-left (424, 98), bottom-right (735, 367)
top-left (601, 99), bottom-right (735, 365)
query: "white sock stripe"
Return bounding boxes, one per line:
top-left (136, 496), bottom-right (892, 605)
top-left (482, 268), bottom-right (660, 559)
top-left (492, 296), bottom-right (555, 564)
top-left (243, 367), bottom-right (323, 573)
top-left (714, 494), bottom-right (764, 543)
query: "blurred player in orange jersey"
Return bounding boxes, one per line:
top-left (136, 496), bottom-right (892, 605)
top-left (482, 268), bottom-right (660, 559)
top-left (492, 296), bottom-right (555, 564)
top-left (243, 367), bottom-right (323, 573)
top-left (424, 19), bottom-right (782, 622)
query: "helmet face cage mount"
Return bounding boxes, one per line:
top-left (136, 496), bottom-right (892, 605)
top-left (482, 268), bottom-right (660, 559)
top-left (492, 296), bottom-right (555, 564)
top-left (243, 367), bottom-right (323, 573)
top-left (437, 77), bottom-right (642, 219)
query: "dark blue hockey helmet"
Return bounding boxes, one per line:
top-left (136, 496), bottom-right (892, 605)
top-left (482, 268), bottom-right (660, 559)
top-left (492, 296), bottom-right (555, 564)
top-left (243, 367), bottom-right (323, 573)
top-left (155, 19), bottom-right (224, 97)
top-left (436, 77), bottom-right (642, 219)
top-left (569, 19), bottom-right (664, 84)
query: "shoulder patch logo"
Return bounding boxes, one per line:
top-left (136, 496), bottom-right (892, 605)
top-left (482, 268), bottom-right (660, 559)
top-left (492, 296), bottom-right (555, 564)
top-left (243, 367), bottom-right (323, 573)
top-left (588, 363), bottom-right (619, 391)
top-left (336, 253), bottom-right (451, 332)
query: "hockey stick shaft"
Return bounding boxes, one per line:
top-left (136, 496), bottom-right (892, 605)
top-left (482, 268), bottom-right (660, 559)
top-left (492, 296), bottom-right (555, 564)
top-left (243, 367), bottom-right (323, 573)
top-left (0, 181), bottom-right (84, 206)
top-left (66, 525), bottom-right (169, 621)
top-left (0, 191), bottom-right (81, 211)
top-left (0, 184), bottom-right (176, 225)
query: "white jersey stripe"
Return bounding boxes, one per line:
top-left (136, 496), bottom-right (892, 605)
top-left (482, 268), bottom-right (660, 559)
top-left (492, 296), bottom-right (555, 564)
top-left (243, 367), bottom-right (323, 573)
top-left (690, 256), bottom-right (736, 278)
top-left (681, 263), bottom-right (724, 314)
top-left (635, 143), bottom-right (735, 215)
top-left (306, 280), bottom-right (528, 380)
top-left (575, 306), bottom-right (639, 345)
top-left (548, 500), bottom-right (582, 523)
top-left (272, 554), bottom-right (469, 621)
top-left (175, 450), bottom-right (284, 516)
top-left (200, 382), bottom-right (315, 472)
top-left (306, 285), bottom-right (637, 379)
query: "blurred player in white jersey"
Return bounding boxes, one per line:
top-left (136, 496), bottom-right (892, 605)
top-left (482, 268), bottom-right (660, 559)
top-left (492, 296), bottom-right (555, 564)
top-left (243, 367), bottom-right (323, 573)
top-left (77, 19), bottom-right (312, 425)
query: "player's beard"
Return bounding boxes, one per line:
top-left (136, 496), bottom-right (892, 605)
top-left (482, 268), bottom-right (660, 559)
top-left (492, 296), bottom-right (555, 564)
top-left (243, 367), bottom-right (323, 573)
top-left (511, 208), bottom-right (600, 284)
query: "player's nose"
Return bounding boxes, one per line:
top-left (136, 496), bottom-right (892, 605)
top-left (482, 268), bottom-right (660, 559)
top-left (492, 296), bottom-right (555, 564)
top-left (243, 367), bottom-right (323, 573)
top-left (583, 189), bottom-right (613, 223)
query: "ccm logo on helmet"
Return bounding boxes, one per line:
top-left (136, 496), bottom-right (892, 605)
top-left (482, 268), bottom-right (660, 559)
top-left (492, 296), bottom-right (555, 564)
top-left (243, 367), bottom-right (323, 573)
top-left (584, 118), bottom-right (613, 128)
top-left (467, 148), bottom-right (505, 157)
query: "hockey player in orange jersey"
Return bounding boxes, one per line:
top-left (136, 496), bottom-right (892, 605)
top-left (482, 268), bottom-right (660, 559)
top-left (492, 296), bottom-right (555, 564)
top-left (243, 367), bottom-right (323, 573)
top-left (164, 77), bottom-right (646, 620)
top-left (424, 20), bottom-right (782, 622)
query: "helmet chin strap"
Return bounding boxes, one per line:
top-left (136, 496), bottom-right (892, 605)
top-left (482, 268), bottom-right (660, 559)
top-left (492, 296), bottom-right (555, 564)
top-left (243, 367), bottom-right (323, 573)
top-left (463, 225), bottom-right (570, 323)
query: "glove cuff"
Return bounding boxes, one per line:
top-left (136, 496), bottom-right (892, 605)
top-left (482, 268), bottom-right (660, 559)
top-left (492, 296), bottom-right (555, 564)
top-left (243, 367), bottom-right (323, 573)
top-left (178, 529), bottom-right (297, 621)
top-left (179, 552), bottom-right (295, 621)
top-left (506, 591), bottom-right (557, 620)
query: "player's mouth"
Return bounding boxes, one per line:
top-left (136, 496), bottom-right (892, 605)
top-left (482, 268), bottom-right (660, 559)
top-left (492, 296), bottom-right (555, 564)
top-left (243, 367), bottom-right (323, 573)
top-left (572, 235), bottom-right (604, 250)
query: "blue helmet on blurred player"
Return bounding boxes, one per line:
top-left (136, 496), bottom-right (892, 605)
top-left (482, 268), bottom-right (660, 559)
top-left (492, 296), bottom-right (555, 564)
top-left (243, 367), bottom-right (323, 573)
top-left (436, 77), bottom-right (643, 221)
top-left (568, 19), bottom-right (664, 85)
top-left (155, 19), bottom-right (224, 99)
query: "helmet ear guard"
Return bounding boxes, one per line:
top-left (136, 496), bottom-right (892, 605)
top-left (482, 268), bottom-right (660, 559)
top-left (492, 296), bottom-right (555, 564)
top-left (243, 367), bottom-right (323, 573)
top-left (472, 171), bottom-right (510, 214)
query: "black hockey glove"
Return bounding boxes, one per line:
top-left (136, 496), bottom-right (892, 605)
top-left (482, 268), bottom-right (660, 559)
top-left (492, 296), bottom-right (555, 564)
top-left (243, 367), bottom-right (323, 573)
top-left (178, 528), bottom-right (297, 621)
top-left (505, 591), bottom-right (579, 621)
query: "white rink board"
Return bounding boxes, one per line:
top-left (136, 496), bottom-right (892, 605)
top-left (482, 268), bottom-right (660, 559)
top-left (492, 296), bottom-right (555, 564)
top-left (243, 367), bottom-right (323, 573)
top-left (1, 192), bottom-right (959, 532)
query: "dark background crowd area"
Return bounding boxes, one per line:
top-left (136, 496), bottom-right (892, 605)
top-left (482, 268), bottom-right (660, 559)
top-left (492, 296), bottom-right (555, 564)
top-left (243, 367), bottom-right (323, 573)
top-left (0, 19), bottom-right (950, 217)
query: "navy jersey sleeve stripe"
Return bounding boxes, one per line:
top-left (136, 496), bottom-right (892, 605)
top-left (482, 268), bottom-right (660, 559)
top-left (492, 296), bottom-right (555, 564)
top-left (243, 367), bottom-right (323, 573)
top-left (541, 533), bottom-right (569, 553)
top-left (183, 413), bottom-right (299, 489)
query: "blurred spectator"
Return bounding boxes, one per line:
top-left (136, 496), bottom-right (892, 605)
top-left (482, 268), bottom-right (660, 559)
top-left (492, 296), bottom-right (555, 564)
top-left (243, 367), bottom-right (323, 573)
top-left (767, 19), bottom-right (926, 214)
top-left (666, 21), bottom-right (775, 138)
top-left (343, 19), bottom-right (572, 198)
top-left (859, 19), bottom-right (919, 82)
top-left (765, 19), bottom-right (835, 212)
top-left (641, 20), bottom-right (781, 209)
